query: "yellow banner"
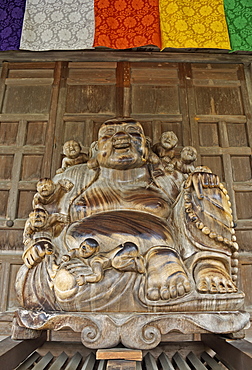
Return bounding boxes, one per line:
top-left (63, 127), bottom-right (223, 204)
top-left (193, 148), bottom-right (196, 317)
top-left (160, 0), bottom-right (231, 50)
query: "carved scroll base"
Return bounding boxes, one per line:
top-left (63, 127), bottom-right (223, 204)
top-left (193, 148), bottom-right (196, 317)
top-left (12, 309), bottom-right (250, 349)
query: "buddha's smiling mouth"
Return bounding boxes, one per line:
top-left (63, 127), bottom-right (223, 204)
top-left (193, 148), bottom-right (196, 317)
top-left (113, 139), bottom-right (131, 150)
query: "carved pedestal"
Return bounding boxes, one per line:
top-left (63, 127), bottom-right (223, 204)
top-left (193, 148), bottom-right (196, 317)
top-left (12, 309), bottom-right (250, 349)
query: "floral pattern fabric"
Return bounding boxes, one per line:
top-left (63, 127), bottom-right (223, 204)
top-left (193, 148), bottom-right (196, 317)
top-left (93, 0), bottom-right (161, 49)
top-left (0, 0), bottom-right (26, 51)
top-left (224, 0), bottom-right (252, 51)
top-left (20, 0), bottom-right (95, 51)
top-left (1, 0), bottom-right (252, 52)
top-left (159, 0), bottom-right (231, 50)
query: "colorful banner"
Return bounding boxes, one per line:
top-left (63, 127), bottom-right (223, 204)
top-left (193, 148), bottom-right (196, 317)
top-left (0, 0), bottom-right (26, 51)
top-left (93, 0), bottom-right (161, 49)
top-left (0, 0), bottom-right (252, 52)
top-left (159, 0), bottom-right (230, 50)
top-left (20, 0), bottom-right (95, 51)
top-left (224, 0), bottom-right (252, 52)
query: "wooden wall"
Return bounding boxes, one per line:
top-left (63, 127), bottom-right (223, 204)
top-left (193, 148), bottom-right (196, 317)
top-left (0, 55), bottom-right (252, 336)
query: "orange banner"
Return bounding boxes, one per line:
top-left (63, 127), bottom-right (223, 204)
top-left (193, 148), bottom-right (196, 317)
top-left (94, 0), bottom-right (161, 49)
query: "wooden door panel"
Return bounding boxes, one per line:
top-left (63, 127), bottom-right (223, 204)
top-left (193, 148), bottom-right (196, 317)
top-left (132, 85), bottom-right (180, 115)
top-left (0, 155), bottom-right (14, 179)
top-left (239, 261), bottom-right (252, 312)
top-left (63, 119), bottom-right (101, 150)
top-left (64, 121), bottom-right (91, 147)
top-left (199, 122), bottom-right (219, 147)
top-left (237, 232), bottom-right (252, 252)
top-left (195, 86), bottom-right (244, 115)
top-left (17, 190), bottom-right (36, 219)
top-left (0, 122), bottom-right (19, 145)
top-left (65, 62), bottom-right (117, 114)
top-left (0, 191), bottom-right (8, 218)
top-left (2, 84), bottom-right (53, 114)
top-left (66, 85), bottom-right (116, 114)
top-left (0, 62), bottom-right (60, 250)
top-left (235, 192), bottom-right (252, 219)
top-left (0, 257), bottom-right (23, 315)
top-left (130, 63), bottom-right (181, 117)
top-left (188, 63), bottom-right (252, 257)
top-left (231, 156), bottom-right (252, 182)
top-left (25, 121), bottom-right (48, 145)
top-left (6, 264), bottom-right (22, 311)
top-left (227, 123), bottom-right (249, 147)
top-left (0, 230), bottom-right (23, 250)
top-left (20, 155), bottom-right (44, 181)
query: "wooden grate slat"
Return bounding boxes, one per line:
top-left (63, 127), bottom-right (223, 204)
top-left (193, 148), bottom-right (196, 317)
top-left (97, 359), bottom-right (107, 370)
top-left (32, 351), bottom-right (54, 370)
top-left (80, 353), bottom-right (96, 370)
top-left (172, 352), bottom-right (191, 370)
top-left (15, 351), bottom-right (41, 369)
top-left (143, 353), bottom-right (158, 370)
top-left (48, 352), bottom-right (68, 370)
top-left (65, 351), bottom-right (83, 370)
top-left (158, 352), bottom-right (175, 370)
top-left (200, 352), bottom-right (224, 370)
top-left (186, 352), bottom-right (208, 370)
top-left (11, 347), bottom-right (234, 369)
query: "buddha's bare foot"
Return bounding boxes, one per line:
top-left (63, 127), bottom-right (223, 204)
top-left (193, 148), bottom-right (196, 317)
top-left (194, 259), bottom-right (237, 294)
top-left (145, 247), bottom-right (191, 301)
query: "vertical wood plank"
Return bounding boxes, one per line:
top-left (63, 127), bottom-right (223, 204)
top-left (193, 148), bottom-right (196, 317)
top-left (6, 120), bottom-right (27, 221)
top-left (123, 62), bottom-right (131, 117)
top-left (238, 64), bottom-right (252, 148)
top-left (0, 261), bottom-right (10, 312)
top-left (116, 62), bottom-right (130, 117)
top-left (183, 63), bottom-right (200, 164)
top-left (0, 63), bottom-right (8, 113)
top-left (218, 121), bottom-right (237, 220)
top-left (42, 62), bottom-right (63, 177)
top-left (178, 63), bottom-right (191, 148)
top-left (51, 62), bottom-right (68, 176)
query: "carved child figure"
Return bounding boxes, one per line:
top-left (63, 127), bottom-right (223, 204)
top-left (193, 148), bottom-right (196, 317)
top-left (56, 140), bottom-right (88, 173)
top-left (173, 146), bottom-right (197, 175)
top-left (32, 178), bottom-right (73, 210)
top-left (62, 239), bottom-right (145, 286)
top-left (23, 208), bottom-right (68, 268)
top-left (32, 178), bottom-right (73, 208)
top-left (152, 131), bottom-right (178, 159)
top-left (152, 131), bottom-right (178, 171)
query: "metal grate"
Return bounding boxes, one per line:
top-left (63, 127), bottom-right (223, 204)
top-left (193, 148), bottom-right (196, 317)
top-left (14, 350), bottom-right (230, 370)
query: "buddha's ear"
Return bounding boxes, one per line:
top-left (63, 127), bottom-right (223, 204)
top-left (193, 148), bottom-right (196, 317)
top-left (143, 136), bottom-right (152, 161)
top-left (87, 141), bottom-right (100, 170)
top-left (89, 141), bottom-right (98, 157)
top-left (87, 157), bottom-right (100, 170)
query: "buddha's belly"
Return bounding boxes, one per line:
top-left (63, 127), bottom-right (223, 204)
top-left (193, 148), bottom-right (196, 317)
top-left (65, 210), bottom-right (174, 255)
top-left (71, 183), bottom-right (171, 221)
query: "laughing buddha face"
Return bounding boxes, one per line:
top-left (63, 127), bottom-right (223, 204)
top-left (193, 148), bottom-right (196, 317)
top-left (96, 118), bottom-right (149, 170)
